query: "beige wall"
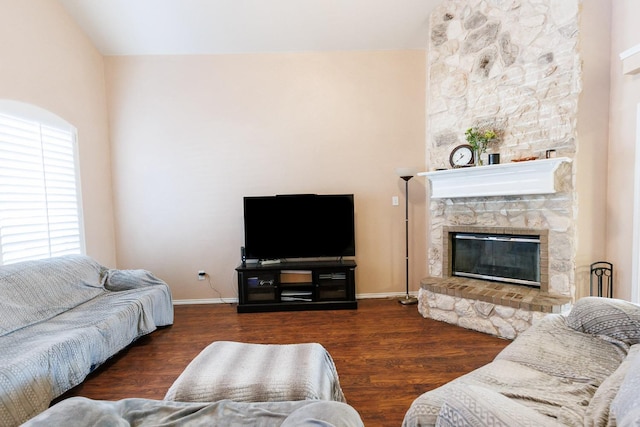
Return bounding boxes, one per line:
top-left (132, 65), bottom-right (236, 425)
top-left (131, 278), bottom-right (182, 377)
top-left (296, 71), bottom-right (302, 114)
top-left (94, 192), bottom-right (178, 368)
top-left (608, 1), bottom-right (640, 301)
top-left (574, 0), bottom-right (612, 298)
top-left (0, 0), bottom-right (116, 266)
top-left (105, 51), bottom-right (427, 300)
top-left (7, 0), bottom-right (626, 303)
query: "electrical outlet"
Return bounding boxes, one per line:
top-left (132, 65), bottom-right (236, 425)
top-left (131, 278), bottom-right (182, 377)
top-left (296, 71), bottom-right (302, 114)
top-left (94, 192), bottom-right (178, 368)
top-left (198, 270), bottom-right (206, 281)
top-left (392, 196), bottom-right (399, 206)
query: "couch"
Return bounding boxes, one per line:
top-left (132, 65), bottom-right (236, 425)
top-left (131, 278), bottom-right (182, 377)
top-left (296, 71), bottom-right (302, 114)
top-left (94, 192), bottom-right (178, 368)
top-left (403, 297), bottom-right (640, 427)
top-left (22, 397), bottom-right (365, 427)
top-left (0, 255), bottom-right (174, 427)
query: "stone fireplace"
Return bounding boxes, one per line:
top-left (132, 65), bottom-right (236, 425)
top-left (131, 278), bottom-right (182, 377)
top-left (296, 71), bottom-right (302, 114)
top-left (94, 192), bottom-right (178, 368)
top-left (420, 222), bottom-right (570, 339)
top-left (418, 161), bottom-right (573, 339)
top-left (419, 219), bottom-right (572, 339)
top-left (416, 0), bottom-right (588, 339)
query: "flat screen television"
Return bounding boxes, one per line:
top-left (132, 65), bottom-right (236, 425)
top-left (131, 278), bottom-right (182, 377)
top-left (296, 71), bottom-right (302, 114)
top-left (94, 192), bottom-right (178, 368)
top-left (243, 194), bottom-right (355, 260)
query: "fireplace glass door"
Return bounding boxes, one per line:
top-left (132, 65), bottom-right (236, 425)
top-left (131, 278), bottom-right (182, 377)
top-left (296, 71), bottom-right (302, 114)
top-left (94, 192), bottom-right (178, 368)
top-left (452, 233), bottom-right (541, 287)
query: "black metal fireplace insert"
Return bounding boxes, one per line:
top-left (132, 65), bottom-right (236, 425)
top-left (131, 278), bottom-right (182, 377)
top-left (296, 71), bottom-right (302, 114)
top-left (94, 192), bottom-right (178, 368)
top-left (451, 232), bottom-right (541, 288)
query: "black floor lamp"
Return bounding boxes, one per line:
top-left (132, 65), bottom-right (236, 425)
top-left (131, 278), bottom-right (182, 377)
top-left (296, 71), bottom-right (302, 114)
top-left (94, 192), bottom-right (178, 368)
top-left (396, 168), bottom-right (418, 305)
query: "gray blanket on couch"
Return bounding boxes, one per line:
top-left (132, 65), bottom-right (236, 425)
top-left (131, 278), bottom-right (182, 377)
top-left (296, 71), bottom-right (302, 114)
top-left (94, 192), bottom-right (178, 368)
top-left (0, 255), bottom-right (174, 427)
top-left (22, 397), bottom-right (364, 427)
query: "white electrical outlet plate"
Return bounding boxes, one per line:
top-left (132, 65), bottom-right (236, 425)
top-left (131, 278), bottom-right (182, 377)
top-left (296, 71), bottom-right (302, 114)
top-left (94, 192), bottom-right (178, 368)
top-left (392, 196), bottom-right (399, 206)
top-left (198, 270), bottom-right (206, 281)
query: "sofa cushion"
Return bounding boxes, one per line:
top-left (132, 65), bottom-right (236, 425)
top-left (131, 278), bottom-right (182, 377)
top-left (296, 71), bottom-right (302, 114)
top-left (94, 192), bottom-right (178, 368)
top-left (567, 297), bottom-right (640, 347)
top-left (496, 313), bottom-right (626, 384)
top-left (584, 344), bottom-right (640, 427)
top-left (435, 385), bottom-right (562, 427)
top-left (0, 255), bottom-right (106, 337)
top-left (104, 268), bottom-right (172, 293)
top-left (611, 346), bottom-right (640, 427)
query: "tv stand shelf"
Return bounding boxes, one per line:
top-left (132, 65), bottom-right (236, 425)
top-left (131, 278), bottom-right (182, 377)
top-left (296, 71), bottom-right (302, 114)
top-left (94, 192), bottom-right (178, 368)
top-left (236, 260), bottom-right (357, 313)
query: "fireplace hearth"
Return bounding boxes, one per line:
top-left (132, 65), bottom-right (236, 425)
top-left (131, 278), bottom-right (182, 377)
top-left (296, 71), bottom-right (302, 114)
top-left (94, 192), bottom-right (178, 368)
top-left (417, 226), bottom-right (570, 339)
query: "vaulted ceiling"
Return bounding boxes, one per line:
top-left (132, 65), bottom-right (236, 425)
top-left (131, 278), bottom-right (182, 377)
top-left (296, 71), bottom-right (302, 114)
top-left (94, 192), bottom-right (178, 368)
top-left (58, 0), bottom-right (437, 56)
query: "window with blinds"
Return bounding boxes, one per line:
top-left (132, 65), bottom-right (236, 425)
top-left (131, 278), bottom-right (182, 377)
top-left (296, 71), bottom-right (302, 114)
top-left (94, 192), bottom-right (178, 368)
top-left (0, 109), bottom-right (85, 265)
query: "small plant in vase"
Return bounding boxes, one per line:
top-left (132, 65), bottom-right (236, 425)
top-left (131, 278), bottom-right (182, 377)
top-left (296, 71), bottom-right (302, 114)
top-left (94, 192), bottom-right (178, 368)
top-left (465, 127), bottom-right (497, 166)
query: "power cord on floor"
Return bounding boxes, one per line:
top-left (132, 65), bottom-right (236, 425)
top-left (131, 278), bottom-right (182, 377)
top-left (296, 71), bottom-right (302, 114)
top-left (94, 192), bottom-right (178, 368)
top-left (205, 274), bottom-right (234, 305)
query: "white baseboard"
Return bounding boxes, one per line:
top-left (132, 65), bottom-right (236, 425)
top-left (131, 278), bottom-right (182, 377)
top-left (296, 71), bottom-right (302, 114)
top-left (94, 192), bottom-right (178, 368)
top-left (172, 292), bottom-right (418, 305)
top-left (173, 298), bottom-right (237, 305)
top-left (356, 292), bottom-right (418, 299)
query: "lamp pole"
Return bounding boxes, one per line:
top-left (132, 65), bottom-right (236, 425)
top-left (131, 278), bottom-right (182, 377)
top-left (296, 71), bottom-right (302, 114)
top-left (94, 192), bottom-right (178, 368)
top-left (399, 175), bottom-right (417, 305)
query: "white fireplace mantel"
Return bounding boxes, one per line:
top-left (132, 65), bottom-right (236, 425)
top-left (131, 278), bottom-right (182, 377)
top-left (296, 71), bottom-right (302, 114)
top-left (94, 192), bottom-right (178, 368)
top-left (418, 157), bottom-right (572, 199)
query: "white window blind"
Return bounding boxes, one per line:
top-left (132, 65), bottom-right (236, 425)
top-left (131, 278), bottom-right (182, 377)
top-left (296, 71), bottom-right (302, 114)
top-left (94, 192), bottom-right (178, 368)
top-left (0, 111), bottom-right (84, 265)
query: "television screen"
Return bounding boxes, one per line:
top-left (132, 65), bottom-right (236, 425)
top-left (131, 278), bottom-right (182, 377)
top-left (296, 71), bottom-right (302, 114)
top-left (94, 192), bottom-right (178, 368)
top-left (243, 194), bottom-right (355, 260)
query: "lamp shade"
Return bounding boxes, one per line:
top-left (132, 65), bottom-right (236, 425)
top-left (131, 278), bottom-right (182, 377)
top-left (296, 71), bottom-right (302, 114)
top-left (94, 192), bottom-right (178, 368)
top-left (395, 167), bottom-right (418, 178)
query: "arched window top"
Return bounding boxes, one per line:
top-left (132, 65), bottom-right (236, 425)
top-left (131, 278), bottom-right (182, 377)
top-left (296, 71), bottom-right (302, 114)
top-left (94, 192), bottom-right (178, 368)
top-left (0, 99), bottom-right (75, 133)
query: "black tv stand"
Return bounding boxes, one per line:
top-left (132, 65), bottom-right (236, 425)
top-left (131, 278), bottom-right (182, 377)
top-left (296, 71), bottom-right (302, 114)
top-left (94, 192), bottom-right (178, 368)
top-left (236, 260), bottom-right (357, 313)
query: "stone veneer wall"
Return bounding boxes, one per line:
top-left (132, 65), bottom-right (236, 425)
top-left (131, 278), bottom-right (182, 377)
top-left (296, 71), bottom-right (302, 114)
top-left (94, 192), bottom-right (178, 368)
top-left (420, 0), bottom-right (582, 337)
top-left (426, 0), bottom-right (581, 296)
top-left (428, 0), bottom-right (581, 165)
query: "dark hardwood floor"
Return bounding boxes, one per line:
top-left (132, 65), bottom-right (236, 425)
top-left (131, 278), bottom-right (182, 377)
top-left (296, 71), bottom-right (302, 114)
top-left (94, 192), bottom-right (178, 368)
top-left (59, 298), bottom-right (509, 426)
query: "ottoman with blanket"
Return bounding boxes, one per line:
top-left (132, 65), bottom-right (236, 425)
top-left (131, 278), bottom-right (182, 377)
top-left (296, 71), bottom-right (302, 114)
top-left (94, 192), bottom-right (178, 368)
top-left (165, 341), bottom-right (346, 403)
